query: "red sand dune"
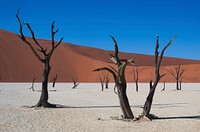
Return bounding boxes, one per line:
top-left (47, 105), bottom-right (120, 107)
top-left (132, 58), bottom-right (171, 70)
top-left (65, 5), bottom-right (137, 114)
top-left (0, 28), bottom-right (200, 82)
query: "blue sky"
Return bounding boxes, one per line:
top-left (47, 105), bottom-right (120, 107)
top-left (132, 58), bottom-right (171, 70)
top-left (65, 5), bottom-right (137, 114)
top-left (1, 0), bottom-right (200, 60)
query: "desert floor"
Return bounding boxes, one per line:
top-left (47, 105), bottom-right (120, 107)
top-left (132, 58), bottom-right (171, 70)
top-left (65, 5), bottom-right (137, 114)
top-left (0, 83), bottom-right (200, 132)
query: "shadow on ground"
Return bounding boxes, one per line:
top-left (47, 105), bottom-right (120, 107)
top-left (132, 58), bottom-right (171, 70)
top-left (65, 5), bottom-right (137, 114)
top-left (22, 102), bottom-right (187, 109)
top-left (155, 115), bottom-right (200, 120)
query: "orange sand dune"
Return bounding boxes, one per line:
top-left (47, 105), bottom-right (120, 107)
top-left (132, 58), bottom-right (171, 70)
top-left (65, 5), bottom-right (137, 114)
top-left (0, 28), bottom-right (200, 82)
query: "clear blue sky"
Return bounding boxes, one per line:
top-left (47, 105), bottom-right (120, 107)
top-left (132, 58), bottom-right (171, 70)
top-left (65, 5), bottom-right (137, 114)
top-left (1, 0), bottom-right (200, 60)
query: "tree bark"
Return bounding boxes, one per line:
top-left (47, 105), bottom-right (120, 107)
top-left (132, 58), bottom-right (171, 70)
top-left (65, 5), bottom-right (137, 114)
top-left (72, 78), bottom-right (79, 89)
top-left (136, 82), bottom-right (139, 92)
top-left (133, 65), bottom-right (139, 92)
top-left (176, 79), bottom-right (179, 90)
top-left (141, 35), bottom-right (176, 119)
top-left (36, 60), bottom-right (51, 107)
top-left (143, 80), bottom-right (159, 116)
top-left (94, 36), bottom-right (135, 119)
top-left (29, 78), bottom-right (35, 91)
top-left (179, 80), bottom-right (182, 90)
top-left (16, 10), bottom-right (63, 108)
top-left (117, 83), bottom-right (134, 119)
top-left (52, 74), bottom-right (57, 87)
top-left (167, 64), bottom-right (187, 90)
top-left (52, 81), bottom-right (56, 87)
top-left (161, 82), bottom-right (165, 91)
top-left (99, 76), bottom-right (104, 91)
top-left (105, 74), bottom-right (109, 89)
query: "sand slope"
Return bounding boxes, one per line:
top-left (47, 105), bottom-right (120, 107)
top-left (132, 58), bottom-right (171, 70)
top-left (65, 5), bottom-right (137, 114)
top-left (0, 28), bottom-right (200, 82)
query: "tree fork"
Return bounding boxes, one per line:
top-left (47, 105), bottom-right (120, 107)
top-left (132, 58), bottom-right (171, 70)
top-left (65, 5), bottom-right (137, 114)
top-left (16, 9), bottom-right (63, 108)
top-left (167, 64), bottom-right (187, 91)
top-left (141, 35), bottom-right (176, 120)
top-left (94, 36), bottom-right (135, 119)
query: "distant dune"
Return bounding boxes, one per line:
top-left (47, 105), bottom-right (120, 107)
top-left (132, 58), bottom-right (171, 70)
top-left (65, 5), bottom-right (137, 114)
top-left (0, 28), bottom-right (200, 82)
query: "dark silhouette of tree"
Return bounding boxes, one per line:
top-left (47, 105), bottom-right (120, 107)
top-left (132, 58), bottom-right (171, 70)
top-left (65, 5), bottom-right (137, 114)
top-left (161, 81), bottom-right (166, 91)
top-left (98, 74), bottom-right (109, 91)
top-left (179, 78), bottom-right (182, 90)
top-left (99, 76), bottom-right (104, 91)
top-left (29, 78), bottom-right (35, 91)
top-left (52, 74), bottom-right (58, 87)
top-left (167, 64), bottom-right (187, 90)
top-left (105, 74), bottom-right (110, 89)
top-left (16, 9), bottom-right (63, 107)
top-left (72, 78), bottom-right (79, 89)
top-left (140, 35), bottom-right (176, 120)
top-left (133, 65), bottom-right (139, 92)
top-left (94, 36), bottom-right (135, 119)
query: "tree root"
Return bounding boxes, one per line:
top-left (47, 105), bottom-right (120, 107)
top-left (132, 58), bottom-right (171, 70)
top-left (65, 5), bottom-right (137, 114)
top-left (134, 114), bottom-right (158, 122)
top-left (110, 114), bottom-right (159, 122)
top-left (32, 102), bottom-right (61, 108)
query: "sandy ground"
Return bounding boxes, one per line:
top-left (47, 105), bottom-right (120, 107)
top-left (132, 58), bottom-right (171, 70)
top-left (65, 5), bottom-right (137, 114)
top-left (0, 83), bottom-right (200, 132)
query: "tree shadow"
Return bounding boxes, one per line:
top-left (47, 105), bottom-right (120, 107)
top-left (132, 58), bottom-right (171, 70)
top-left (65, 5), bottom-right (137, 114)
top-left (59, 104), bottom-right (145, 109)
top-left (58, 105), bottom-right (120, 109)
top-left (22, 104), bottom-right (121, 109)
top-left (152, 103), bottom-right (187, 108)
top-left (155, 115), bottom-right (200, 120)
top-left (22, 103), bottom-right (187, 109)
top-left (55, 103), bottom-right (185, 109)
top-left (45, 103), bottom-right (185, 109)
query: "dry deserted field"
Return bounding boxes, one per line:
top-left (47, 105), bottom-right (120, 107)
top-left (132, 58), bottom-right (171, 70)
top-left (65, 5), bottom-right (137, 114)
top-left (0, 83), bottom-right (200, 132)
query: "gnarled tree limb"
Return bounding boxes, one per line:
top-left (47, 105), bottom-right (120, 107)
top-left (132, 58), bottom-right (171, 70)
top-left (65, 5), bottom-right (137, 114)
top-left (141, 35), bottom-right (176, 119)
top-left (94, 36), bottom-right (135, 119)
top-left (16, 8), bottom-right (63, 107)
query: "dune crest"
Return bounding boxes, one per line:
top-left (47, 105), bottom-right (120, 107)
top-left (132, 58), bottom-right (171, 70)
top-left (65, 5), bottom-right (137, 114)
top-left (0, 29), bottom-right (200, 82)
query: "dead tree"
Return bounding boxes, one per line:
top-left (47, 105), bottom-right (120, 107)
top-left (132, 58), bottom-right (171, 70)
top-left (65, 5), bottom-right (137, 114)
top-left (105, 74), bottom-right (110, 89)
top-left (179, 78), bottom-right (182, 90)
top-left (141, 35), bottom-right (176, 120)
top-left (167, 64), bottom-right (187, 90)
top-left (99, 76), bottom-right (104, 91)
top-left (16, 9), bottom-right (63, 107)
top-left (52, 74), bottom-right (58, 87)
top-left (72, 78), bottom-right (79, 89)
top-left (133, 65), bottom-right (139, 92)
top-left (29, 78), bottom-right (35, 91)
top-left (94, 36), bottom-right (135, 119)
top-left (161, 81), bottom-right (166, 91)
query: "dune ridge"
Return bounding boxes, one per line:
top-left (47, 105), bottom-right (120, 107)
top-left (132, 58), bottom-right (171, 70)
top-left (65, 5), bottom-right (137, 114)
top-left (0, 28), bottom-right (200, 82)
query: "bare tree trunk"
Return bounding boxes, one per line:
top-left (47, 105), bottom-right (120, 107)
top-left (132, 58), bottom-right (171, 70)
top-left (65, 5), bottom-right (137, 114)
top-left (72, 78), bottom-right (79, 89)
top-left (105, 83), bottom-right (108, 89)
top-left (29, 78), bottom-right (35, 91)
top-left (52, 74), bottom-right (57, 87)
top-left (141, 35), bottom-right (176, 120)
top-left (133, 65), bottom-right (139, 92)
top-left (176, 79), bottom-right (179, 90)
top-left (105, 74), bottom-right (109, 89)
top-left (117, 83), bottom-right (134, 119)
top-left (179, 80), bottom-right (182, 90)
top-left (161, 81), bottom-right (165, 91)
top-left (52, 81), bottom-right (56, 87)
top-left (94, 36), bottom-right (135, 119)
top-left (101, 83), bottom-right (104, 91)
top-left (168, 64), bottom-right (187, 90)
top-left (16, 10), bottom-right (63, 108)
top-left (143, 80), bottom-right (159, 116)
top-left (99, 76), bottom-right (104, 91)
top-left (136, 81), bottom-right (139, 92)
top-left (36, 60), bottom-right (52, 107)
